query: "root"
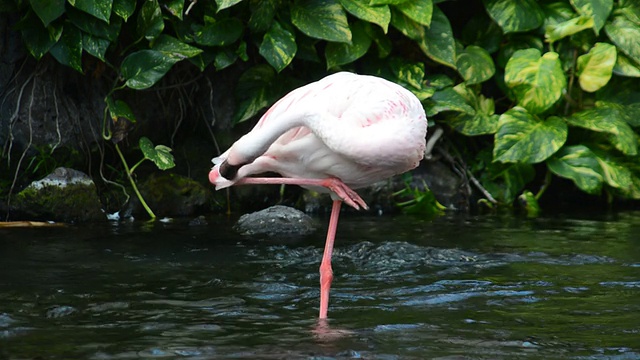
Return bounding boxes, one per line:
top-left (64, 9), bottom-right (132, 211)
top-left (5, 76), bottom-right (37, 220)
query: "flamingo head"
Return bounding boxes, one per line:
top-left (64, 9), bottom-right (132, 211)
top-left (209, 156), bottom-right (236, 190)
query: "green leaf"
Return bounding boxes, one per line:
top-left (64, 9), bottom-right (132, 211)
top-left (216, 0), bottom-right (243, 11)
top-left (417, 6), bottom-right (456, 69)
top-left (483, 0), bottom-right (544, 33)
top-left (68, 0), bottom-right (113, 22)
top-left (390, 7), bottom-right (424, 40)
top-left (547, 145), bottom-right (603, 194)
top-left (389, 58), bottom-right (423, 88)
top-left (113, 0), bottom-right (136, 21)
top-left (259, 21), bottom-right (297, 72)
top-left (139, 137), bottom-right (175, 171)
top-left (30, 0), bottom-right (65, 26)
top-left (394, 0), bottom-right (432, 27)
top-left (387, 58), bottom-right (434, 100)
top-left (541, 1), bottom-right (575, 26)
top-left (493, 107), bottom-right (568, 163)
top-left (136, 0), bottom-right (163, 41)
top-left (121, 50), bottom-right (179, 89)
top-left (339, 0), bottom-right (390, 33)
top-left (456, 45), bottom-right (495, 84)
top-left (518, 190), bottom-right (540, 217)
top-left (82, 33), bottom-right (110, 60)
top-left (49, 23), bottom-right (83, 72)
top-left (595, 155), bottom-right (633, 190)
top-left (248, 1), bottom-right (277, 32)
top-left (605, 14), bottom-right (640, 64)
top-left (425, 86), bottom-right (475, 117)
top-left (566, 104), bottom-right (638, 155)
top-left (448, 85), bottom-right (499, 135)
top-left (613, 52), bottom-right (640, 77)
top-left (107, 97), bottom-right (137, 122)
top-left (618, 0), bottom-right (640, 26)
top-left (544, 16), bottom-right (594, 43)
top-left (504, 49), bottom-right (566, 114)
top-left (194, 18), bottom-right (243, 46)
top-left (291, 0), bottom-right (351, 43)
top-left (19, 12), bottom-right (62, 59)
top-left (234, 65), bottom-right (278, 123)
top-left (152, 34), bottom-right (203, 60)
top-left (570, 0), bottom-right (613, 33)
top-left (577, 42), bottom-right (616, 92)
top-left (67, 6), bottom-right (121, 41)
top-left (164, 0), bottom-right (184, 19)
top-left (214, 48), bottom-right (238, 70)
top-left (325, 21), bottom-right (372, 69)
top-left (461, 13), bottom-right (503, 54)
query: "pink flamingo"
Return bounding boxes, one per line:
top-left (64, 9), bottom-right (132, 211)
top-left (209, 72), bottom-right (427, 319)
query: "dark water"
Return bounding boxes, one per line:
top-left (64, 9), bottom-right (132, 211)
top-left (1, 211), bottom-right (639, 359)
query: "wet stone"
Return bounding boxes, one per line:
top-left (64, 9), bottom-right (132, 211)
top-left (234, 205), bottom-right (317, 237)
top-left (45, 305), bottom-right (77, 318)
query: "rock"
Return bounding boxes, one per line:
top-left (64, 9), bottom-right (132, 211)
top-left (136, 173), bottom-right (212, 217)
top-left (10, 167), bottom-right (105, 222)
top-left (45, 305), bottom-right (77, 319)
top-left (234, 205), bottom-right (317, 237)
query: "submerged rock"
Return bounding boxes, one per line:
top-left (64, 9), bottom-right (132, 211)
top-left (234, 205), bottom-right (317, 237)
top-left (10, 167), bottom-right (104, 222)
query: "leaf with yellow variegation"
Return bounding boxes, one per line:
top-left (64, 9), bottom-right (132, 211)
top-left (577, 42), bottom-right (616, 92)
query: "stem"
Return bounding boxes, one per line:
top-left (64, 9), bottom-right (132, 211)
top-left (114, 143), bottom-right (156, 219)
top-left (535, 170), bottom-right (552, 200)
top-left (564, 48), bottom-right (579, 116)
top-left (128, 158), bottom-right (146, 175)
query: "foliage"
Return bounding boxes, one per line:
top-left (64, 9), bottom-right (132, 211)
top-left (4, 0), bottom-right (640, 211)
top-left (115, 137), bottom-right (176, 220)
top-left (393, 174), bottom-right (446, 217)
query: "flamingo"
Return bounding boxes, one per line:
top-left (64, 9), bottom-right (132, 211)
top-left (209, 72), bottom-right (427, 319)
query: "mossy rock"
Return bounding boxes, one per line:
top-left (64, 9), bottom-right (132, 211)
top-left (11, 168), bottom-right (104, 222)
top-left (137, 173), bottom-right (212, 217)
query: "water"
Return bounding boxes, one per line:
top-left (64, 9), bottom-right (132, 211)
top-left (1, 211), bottom-right (639, 359)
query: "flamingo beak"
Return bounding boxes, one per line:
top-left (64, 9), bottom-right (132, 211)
top-left (208, 167), bottom-right (234, 190)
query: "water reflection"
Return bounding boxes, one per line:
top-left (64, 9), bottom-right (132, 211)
top-left (0, 212), bottom-right (639, 359)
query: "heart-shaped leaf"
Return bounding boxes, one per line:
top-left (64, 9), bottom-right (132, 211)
top-left (417, 7), bottom-right (456, 69)
top-left (121, 50), bottom-right (179, 89)
top-left (339, 0), bottom-right (391, 33)
top-left (139, 137), bottom-right (175, 170)
top-left (577, 42), bottom-right (616, 92)
top-left (483, 0), bottom-right (544, 33)
top-left (456, 45), bottom-right (495, 85)
top-left (325, 21), bottom-right (372, 69)
top-left (291, 0), bottom-right (351, 43)
top-left (493, 107), bottom-right (567, 163)
top-left (570, 0), bottom-right (613, 33)
top-left (260, 21), bottom-right (297, 72)
top-left (566, 103), bottom-right (638, 155)
top-left (504, 49), bottom-right (566, 114)
top-left (547, 145), bottom-right (603, 194)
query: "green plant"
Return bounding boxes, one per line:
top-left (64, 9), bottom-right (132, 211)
top-left (393, 174), bottom-right (445, 217)
top-left (427, 0), bottom-right (640, 208)
top-left (115, 136), bottom-right (175, 219)
top-left (4, 0), bottom-right (639, 214)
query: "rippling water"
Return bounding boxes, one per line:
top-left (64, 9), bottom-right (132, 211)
top-left (1, 211), bottom-right (639, 359)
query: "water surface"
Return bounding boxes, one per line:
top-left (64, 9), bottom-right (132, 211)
top-left (1, 211), bottom-right (639, 359)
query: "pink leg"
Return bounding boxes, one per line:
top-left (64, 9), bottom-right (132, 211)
top-left (319, 200), bottom-right (342, 319)
top-left (233, 177), bottom-right (368, 210)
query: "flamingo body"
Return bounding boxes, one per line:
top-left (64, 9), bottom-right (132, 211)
top-left (209, 72), bottom-right (427, 319)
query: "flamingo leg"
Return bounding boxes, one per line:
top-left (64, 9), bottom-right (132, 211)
top-left (230, 176), bottom-right (353, 319)
top-left (319, 199), bottom-right (341, 319)
top-left (233, 177), bottom-right (368, 210)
